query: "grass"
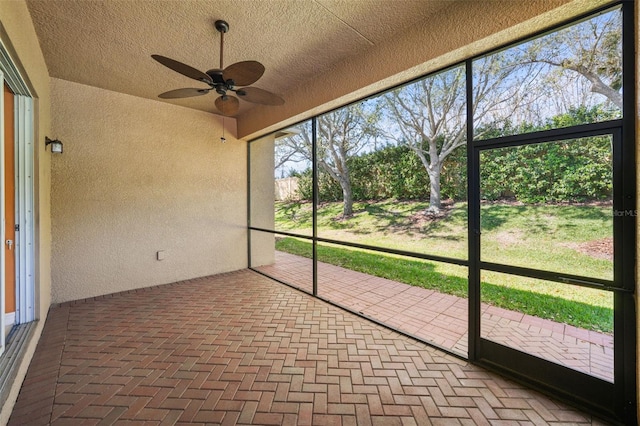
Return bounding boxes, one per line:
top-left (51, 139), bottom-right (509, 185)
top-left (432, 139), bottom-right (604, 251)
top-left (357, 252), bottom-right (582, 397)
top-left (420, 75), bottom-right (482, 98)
top-left (479, 203), bottom-right (612, 280)
top-left (275, 199), bottom-right (613, 279)
top-left (275, 199), bottom-right (468, 258)
top-left (274, 199), bottom-right (614, 333)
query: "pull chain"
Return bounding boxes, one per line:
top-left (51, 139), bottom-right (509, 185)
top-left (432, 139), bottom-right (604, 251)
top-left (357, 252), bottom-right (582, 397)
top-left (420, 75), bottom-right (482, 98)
top-left (219, 23), bottom-right (226, 142)
top-left (221, 115), bottom-right (226, 143)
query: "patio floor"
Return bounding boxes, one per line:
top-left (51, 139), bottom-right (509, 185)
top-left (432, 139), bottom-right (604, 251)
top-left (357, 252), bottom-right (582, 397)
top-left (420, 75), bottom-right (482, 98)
top-left (9, 269), bottom-right (608, 425)
top-left (254, 252), bottom-right (613, 382)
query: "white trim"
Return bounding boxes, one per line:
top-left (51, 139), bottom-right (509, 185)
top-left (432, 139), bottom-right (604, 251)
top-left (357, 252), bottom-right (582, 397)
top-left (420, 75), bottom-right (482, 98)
top-left (4, 311), bottom-right (14, 338)
top-left (15, 95), bottom-right (34, 324)
top-left (0, 40), bottom-right (30, 97)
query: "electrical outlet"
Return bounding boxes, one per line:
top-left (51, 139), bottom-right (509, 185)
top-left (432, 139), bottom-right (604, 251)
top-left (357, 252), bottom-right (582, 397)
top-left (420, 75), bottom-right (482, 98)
top-left (157, 250), bottom-right (165, 261)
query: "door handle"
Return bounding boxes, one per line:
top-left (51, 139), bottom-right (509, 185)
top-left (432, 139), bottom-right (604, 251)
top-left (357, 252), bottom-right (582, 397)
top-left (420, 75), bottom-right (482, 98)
top-left (6, 239), bottom-right (13, 250)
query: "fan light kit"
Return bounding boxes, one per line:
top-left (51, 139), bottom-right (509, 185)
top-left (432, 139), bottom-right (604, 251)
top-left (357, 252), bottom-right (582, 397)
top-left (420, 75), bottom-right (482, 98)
top-left (152, 19), bottom-right (284, 119)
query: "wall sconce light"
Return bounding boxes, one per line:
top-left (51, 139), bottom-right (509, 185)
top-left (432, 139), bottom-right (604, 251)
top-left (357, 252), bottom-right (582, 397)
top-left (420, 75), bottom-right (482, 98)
top-left (45, 137), bottom-right (63, 154)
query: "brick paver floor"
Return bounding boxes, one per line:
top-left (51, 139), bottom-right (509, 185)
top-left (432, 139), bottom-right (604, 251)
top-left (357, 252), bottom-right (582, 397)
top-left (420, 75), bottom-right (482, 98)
top-left (254, 252), bottom-right (614, 382)
top-left (10, 269), bottom-right (608, 425)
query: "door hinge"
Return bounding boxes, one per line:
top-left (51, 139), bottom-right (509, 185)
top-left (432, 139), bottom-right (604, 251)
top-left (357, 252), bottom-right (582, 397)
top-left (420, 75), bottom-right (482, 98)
top-left (14, 224), bottom-right (19, 232)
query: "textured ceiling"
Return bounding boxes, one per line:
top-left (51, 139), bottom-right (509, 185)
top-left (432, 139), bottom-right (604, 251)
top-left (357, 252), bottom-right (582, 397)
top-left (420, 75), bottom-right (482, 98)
top-left (26, 0), bottom-right (453, 119)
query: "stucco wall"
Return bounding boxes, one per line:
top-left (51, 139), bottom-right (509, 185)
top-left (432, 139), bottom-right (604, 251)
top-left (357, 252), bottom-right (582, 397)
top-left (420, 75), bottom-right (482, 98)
top-left (249, 133), bottom-right (275, 267)
top-left (50, 78), bottom-right (246, 303)
top-left (0, 1), bottom-right (52, 424)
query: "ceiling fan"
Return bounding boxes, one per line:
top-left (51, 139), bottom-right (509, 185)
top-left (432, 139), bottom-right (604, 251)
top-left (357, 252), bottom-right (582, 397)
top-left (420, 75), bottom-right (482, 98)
top-left (152, 20), bottom-right (284, 117)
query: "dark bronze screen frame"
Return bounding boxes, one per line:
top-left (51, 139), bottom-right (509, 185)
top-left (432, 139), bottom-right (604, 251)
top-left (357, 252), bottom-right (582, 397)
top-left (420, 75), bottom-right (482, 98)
top-left (247, 2), bottom-right (636, 423)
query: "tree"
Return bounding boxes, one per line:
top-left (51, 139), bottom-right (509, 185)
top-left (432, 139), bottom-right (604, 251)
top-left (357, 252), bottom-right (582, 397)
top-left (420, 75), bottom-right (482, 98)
top-left (275, 142), bottom-right (303, 176)
top-left (278, 8), bottom-right (622, 214)
top-left (382, 58), bottom-right (525, 213)
top-left (382, 67), bottom-right (464, 212)
top-left (383, 8), bottom-right (623, 214)
top-left (274, 123), bottom-right (311, 179)
top-left (515, 8), bottom-right (622, 111)
top-left (276, 104), bottom-right (380, 217)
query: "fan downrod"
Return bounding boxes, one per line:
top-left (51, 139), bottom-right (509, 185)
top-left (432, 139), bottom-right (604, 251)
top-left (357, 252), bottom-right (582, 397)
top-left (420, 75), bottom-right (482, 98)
top-left (215, 20), bottom-right (229, 34)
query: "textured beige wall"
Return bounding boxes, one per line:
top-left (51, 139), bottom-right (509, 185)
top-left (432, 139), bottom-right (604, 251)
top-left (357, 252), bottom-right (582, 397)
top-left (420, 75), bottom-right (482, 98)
top-left (0, 1), bottom-right (52, 424)
top-left (249, 134), bottom-right (275, 267)
top-left (50, 78), bottom-right (246, 303)
top-left (238, 0), bottom-right (611, 140)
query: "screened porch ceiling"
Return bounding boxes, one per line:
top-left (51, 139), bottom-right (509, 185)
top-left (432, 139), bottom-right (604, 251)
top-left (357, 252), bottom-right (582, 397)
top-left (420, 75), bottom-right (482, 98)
top-left (25, 0), bottom-right (451, 117)
top-left (25, 0), bottom-right (596, 139)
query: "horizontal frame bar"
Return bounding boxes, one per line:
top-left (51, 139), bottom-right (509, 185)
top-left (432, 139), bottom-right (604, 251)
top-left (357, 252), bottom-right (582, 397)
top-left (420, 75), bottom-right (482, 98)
top-left (249, 226), bottom-right (314, 241)
top-left (249, 226), bottom-right (469, 267)
top-left (476, 338), bottom-right (617, 421)
top-left (473, 119), bottom-right (622, 149)
top-left (479, 261), bottom-right (627, 293)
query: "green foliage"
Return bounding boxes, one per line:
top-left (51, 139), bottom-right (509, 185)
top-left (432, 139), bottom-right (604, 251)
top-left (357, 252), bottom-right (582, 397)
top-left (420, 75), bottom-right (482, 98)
top-left (481, 139), bottom-right (612, 203)
top-left (480, 106), bottom-right (614, 203)
top-left (295, 144), bottom-right (467, 202)
top-left (349, 145), bottom-right (428, 200)
top-left (294, 106), bottom-right (615, 205)
top-left (295, 169), bottom-right (343, 201)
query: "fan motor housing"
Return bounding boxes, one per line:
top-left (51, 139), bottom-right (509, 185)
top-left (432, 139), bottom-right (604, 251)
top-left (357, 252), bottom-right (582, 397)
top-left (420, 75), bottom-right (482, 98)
top-left (206, 69), bottom-right (226, 84)
top-left (206, 69), bottom-right (235, 95)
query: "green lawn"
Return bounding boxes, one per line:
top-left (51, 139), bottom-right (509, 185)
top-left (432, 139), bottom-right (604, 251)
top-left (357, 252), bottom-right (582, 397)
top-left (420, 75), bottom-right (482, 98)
top-left (275, 199), bottom-right (468, 258)
top-left (479, 203), bottom-right (612, 281)
top-left (274, 200), bottom-right (614, 333)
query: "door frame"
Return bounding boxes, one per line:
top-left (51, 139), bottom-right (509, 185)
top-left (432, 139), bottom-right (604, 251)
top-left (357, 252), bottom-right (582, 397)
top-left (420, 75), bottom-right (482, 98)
top-left (468, 124), bottom-right (632, 420)
top-left (0, 38), bottom-right (36, 357)
top-left (4, 80), bottom-right (15, 334)
top-left (0, 70), bottom-right (4, 356)
top-left (465, 2), bottom-right (636, 422)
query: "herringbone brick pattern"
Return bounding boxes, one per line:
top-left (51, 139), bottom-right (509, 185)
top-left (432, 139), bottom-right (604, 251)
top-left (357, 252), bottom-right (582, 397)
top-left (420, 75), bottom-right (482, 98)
top-left (10, 270), bottom-right (607, 424)
top-left (255, 252), bottom-right (613, 381)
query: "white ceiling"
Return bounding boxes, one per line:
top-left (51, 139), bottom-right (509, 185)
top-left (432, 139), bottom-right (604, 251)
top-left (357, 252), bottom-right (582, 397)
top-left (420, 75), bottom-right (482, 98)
top-left (26, 0), bottom-right (454, 119)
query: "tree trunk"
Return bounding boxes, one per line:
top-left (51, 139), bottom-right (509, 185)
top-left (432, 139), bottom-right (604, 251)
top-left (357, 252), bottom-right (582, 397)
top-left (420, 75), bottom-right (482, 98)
top-left (341, 181), bottom-right (354, 217)
top-left (426, 141), bottom-right (443, 213)
top-left (427, 166), bottom-right (442, 213)
top-left (412, 147), bottom-right (444, 214)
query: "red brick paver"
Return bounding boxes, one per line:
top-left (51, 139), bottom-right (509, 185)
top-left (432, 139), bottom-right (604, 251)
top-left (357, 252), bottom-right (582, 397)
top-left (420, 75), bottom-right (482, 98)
top-left (255, 252), bottom-right (614, 382)
top-left (10, 269), bottom-right (606, 424)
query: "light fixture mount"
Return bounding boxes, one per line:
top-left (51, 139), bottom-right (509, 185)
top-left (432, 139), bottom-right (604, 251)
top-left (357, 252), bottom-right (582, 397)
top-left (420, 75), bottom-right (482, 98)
top-left (45, 136), bottom-right (63, 154)
top-left (214, 20), bottom-right (229, 34)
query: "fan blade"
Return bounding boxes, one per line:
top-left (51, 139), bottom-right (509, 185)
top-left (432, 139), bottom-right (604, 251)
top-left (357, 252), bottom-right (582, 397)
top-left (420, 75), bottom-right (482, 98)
top-left (223, 61), bottom-right (265, 86)
top-left (158, 88), bottom-right (211, 99)
top-left (236, 87), bottom-right (284, 106)
top-left (215, 95), bottom-right (240, 116)
top-left (152, 55), bottom-right (213, 84)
